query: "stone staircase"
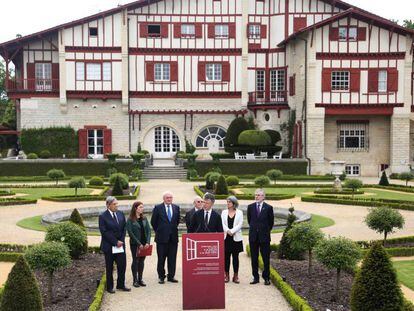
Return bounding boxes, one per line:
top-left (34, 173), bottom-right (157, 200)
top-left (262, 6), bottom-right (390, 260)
top-left (143, 165), bottom-right (188, 179)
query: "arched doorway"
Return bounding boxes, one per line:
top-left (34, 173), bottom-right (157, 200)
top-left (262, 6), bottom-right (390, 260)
top-left (153, 126), bottom-right (181, 158)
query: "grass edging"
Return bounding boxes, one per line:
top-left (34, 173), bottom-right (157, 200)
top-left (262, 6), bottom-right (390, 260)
top-left (88, 274), bottom-right (106, 311)
top-left (0, 198), bottom-right (38, 206)
top-left (246, 245), bottom-right (313, 311)
top-left (0, 252), bottom-right (21, 262)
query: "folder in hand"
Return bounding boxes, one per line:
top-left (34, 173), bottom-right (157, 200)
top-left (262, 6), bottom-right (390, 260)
top-left (136, 245), bottom-right (153, 257)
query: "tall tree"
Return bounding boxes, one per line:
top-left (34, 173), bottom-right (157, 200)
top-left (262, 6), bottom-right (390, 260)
top-left (403, 20), bottom-right (414, 29)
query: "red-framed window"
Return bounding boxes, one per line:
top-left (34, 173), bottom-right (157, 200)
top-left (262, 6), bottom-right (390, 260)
top-left (207, 23), bottom-right (236, 39)
top-left (75, 62), bottom-right (112, 82)
top-left (26, 62), bottom-right (59, 91)
top-left (368, 68), bottom-right (399, 93)
top-left (145, 61), bottom-right (178, 82)
top-left (322, 68), bottom-right (360, 92)
top-left (173, 23), bottom-right (203, 38)
top-left (140, 23), bottom-right (169, 38)
top-left (78, 126), bottom-right (112, 159)
top-left (198, 62), bottom-right (230, 82)
top-left (247, 23), bottom-right (267, 39)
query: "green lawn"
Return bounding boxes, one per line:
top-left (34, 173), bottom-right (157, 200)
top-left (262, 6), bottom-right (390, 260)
top-left (393, 260), bottom-right (414, 290)
top-left (271, 214), bottom-right (334, 233)
top-left (362, 188), bottom-right (414, 202)
top-left (9, 188), bottom-right (93, 200)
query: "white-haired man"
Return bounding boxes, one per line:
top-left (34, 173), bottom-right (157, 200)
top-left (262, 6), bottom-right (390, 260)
top-left (151, 191), bottom-right (180, 284)
top-left (184, 196), bottom-right (204, 233)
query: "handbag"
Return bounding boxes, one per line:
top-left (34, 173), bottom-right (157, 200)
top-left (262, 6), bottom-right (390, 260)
top-left (136, 244), bottom-right (153, 257)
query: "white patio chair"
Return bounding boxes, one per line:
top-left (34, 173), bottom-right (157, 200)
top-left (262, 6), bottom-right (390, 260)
top-left (260, 152), bottom-right (268, 159)
top-left (273, 151), bottom-right (282, 159)
top-left (246, 153), bottom-right (255, 160)
top-left (234, 152), bottom-right (246, 160)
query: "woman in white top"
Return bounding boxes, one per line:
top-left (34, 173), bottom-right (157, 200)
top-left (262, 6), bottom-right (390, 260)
top-left (221, 196), bottom-right (244, 284)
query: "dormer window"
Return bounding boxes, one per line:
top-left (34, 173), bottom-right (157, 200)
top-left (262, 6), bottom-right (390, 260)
top-left (89, 27), bottom-right (98, 37)
top-left (339, 27), bottom-right (357, 41)
top-left (148, 24), bottom-right (161, 37)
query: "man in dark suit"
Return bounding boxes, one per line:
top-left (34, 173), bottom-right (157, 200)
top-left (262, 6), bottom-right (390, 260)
top-left (184, 196), bottom-right (204, 232)
top-left (151, 191), bottom-right (180, 284)
top-left (98, 196), bottom-right (131, 293)
top-left (190, 193), bottom-right (224, 233)
top-left (247, 189), bottom-right (274, 286)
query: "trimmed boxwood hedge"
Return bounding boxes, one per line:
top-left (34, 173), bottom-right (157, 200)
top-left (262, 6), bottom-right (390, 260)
top-left (0, 243), bottom-right (100, 254)
top-left (88, 274), bottom-right (106, 311)
top-left (0, 198), bottom-right (38, 206)
top-left (314, 189), bottom-right (365, 195)
top-left (0, 191), bottom-right (15, 196)
top-left (246, 245), bottom-right (313, 311)
top-left (190, 160), bottom-right (308, 176)
top-left (194, 186), bottom-right (295, 201)
top-left (0, 252), bottom-right (21, 262)
top-left (0, 161), bottom-right (136, 177)
top-left (231, 183), bottom-right (333, 189)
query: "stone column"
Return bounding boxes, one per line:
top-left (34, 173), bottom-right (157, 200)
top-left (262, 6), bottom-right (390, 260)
top-left (121, 9), bottom-right (129, 113)
top-left (58, 29), bottom-right (67, 113)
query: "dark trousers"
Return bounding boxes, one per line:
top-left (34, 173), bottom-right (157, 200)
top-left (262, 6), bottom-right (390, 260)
top-left (104, 250), bottom-right (127, 291)
top-left (225, 249), bottom-right (240, 273)
top-left (250, 240), bottom-right (270, 280)
top-left (156, 241), bottom-right (178, 279)
top-left (130, 244), bottom-right (146, 282)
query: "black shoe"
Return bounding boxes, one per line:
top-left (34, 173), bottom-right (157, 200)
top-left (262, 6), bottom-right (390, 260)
top-left (138, 280), bottom-right (146, 287)
top-left (250, 279), bottom-right (260, 285)
top-left (264, 279), bottom-right (271, 286)
top-left (167, 278), bottom-right (179, 283)
top-left (133, 281), bottom-right (140, 288)
top-left (107, 289), bottom-right (116, 294)
top-left (116, 286), bottom-right (131, 292)
top-left (159, 278), bottom-right (165, 284)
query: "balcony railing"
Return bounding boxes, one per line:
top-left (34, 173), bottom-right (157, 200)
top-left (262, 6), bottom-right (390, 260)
top-left (248, 91), bottom-right (288, 105)
top-left (7, 79), bottom-right (59, 93)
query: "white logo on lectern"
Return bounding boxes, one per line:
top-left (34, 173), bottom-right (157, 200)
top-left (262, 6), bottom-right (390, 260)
top-left (186, 239), bottom-right (219, 261)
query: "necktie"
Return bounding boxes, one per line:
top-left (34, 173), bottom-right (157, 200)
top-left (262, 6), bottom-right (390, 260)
top-left (256, 203), bottom-right (261, 215)
top-left (112, 212), bottom-right (119, 224)
top-left (167, 205), bottom-right (172, 222)
top-left (204, 211), bottom-right (209, 228)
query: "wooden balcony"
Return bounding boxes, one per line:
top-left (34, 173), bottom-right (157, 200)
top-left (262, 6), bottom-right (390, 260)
top-left (6, 78), bottom-right (59, 98)
top-left (248, 91), bottom-right (288, 106)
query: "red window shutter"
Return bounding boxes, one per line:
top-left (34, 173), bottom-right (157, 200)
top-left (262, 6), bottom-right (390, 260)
top-left (161, 24), bottom-right (169, 38)
top-left (146, 62), bottom-right (154, 81)
top-left (52, 63), bottom-right (60, 90)
top-left (260, 25), bottom-right (267, 39)
top-left (173, 23), bottom-right (181, 38)
top-left (198, 62), bottom-right (206, 81)
top-left (170, 62), bottom-right (178, 81)
top-left (289, 75), bottom-right (296, 96)
top-left (329, 28), bottom-right (339, 41)
top-left (222, 62), bottom-right (230, 82)
top-left (103, 129), bottom-right (112, 155)
top-left (78, 129), bottom-right (88, 158)
top-left (140, 23), bottom-right (148, 38)
top-left (27, 63), bottom-right (35, 90)
top-left (387, 68), bottom-right (399, 92)
top-left (368, 69), bottom-right (379, 93)
top-left (229, 23), bottom-right (236, 38)
top-left (350, 69), bottom-right (361, 92)
top-left (293, 17), bottom-right (307, 32)
top-left (208, 24), bottom-right (215, 38)
top-left (195, 23), bottom-right (203, 38)
top-left (357, 27), bottom-right (367, 41)
top-left (322, 69), bottom-right (332, 92)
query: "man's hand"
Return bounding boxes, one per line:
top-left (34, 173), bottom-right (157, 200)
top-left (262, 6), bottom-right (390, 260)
top-left (117, 241), bottom-right (124, 248)
top-left (144, 244), bottom-right (150, 249)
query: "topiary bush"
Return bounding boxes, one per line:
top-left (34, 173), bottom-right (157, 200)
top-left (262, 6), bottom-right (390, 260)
top-left (27, 153), bottom-right (38, 159)
top-left (109, 173), bottom-right (129, 189)
top-left (39, 150), bottom-right (51, 159)
top-left (130, 168), bottom-right (143, 181)
top-left (351, 242), bottom-right (404, 311)
top-left (187, 168), bottom-right (198, 179)
top-left (205, 172), bottom-right (221, 190)
top-left (68, 177), bottom-right (86, 196)
top-left (267, 169), bottom-right (283, 184)
top-left (45, 222), bottom-right (87, 259)
top-left (106, 167), bottom-right (118, 177)
top-left (278, 206), bottom-right (304, 260)
top-left (225, 175), bottom-right (239, 186)
top-left (215, 175), bottom-right (229, 195)
top-left (400, 172), bottom-right (414, 186)
top-left (265, 129), bottom-right (282, 146)
top-left (224, 117), bottom-right (250, 150)
top-left (238, 130), bottom-right (272, 147)
top-left (0, 256), bottom-right (43, 311)
top-left (46, 169), bottom-right (66, 185)
top-left (111, 176), bottom-right (124, 196)
top-left (185, 138), bottom-right (196, 154)
top-left (69, 208), bottom-right (85, 228)
top-left (344, 179), bottom-right (363, 198)
top-left (379, 171), bottom-right (390, 186)
top-left (25, 242), bottom-right (71, 304)
top-left (130, 153), bottom-right (145, 166)
top-left (89, 176), bottom-right (104, 186)
top-left (254, 175), bottom-right (271, 187)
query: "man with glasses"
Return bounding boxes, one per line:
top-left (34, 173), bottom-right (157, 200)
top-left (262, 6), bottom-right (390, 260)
top-left (247, 189), bottom-right (274, 286)
top-left (151, 191), bottom-right (180, 284)
top-left (185, 196), bottom-right (204, 233)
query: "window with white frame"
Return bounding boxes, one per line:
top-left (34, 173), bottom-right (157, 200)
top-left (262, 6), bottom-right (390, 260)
top-left (339, 27), bottom-right (357, 41)
top-left (181, 24), bottom-right (195, 37)
top-left (338, 123), bottom-right (369, 151)
top-left (88, 129), bottom-right (104, 158)
top-left (378, 70), bottom-right (388, 92)
top-left (196, 126), bottom-right (227, 148)
top-left (256, 70), bottom-right (265, 99)
top-left (102, 63), bottom-right (111, 81)
top-left (331, 71), bottom-right (350, 91)
top-left (35, 63), bottom-right (52, 91)
top-left (86, 63), bottom-right (101, 81)
top-left (345, 165), bottom-right (361, 176)
top-left (249, 24), bottom-right (261, 39)
top-left (76, 63), bottom-right (85, 80)
top-left (76, 63), bottom-right (112, 81)
top-left (215, 24), bottom-right (229, 38)
top-left (154, 63), bottom-right (170, 81)
top-left (270, 69), bottom-right (285, 100)
top-left (206, 63), bottom-right (222, 81)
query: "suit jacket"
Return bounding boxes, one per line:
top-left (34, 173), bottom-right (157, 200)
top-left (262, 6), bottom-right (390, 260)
top-left (184, 208), bottom-right (198, 233)
top-left (150, 203), bottom-right (180, 244)
top-left (99, 209), bottom-right (127, 253)
top-left (221, 209), bottom-right (244, 242)
top-left (247, 201), bottom-right (274, 243)
top-left (190, 209), bottom-right (224, 233)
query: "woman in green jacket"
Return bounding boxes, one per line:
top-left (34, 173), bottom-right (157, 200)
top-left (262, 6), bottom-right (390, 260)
top-left (126, 201), bottom-right (151, 287)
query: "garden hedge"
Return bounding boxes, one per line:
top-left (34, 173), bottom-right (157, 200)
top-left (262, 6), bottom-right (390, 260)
top-left (194, 186), bottom-right (295, 201)
top-left (0, 252), bottom-right (21, 262)
top-left (191, 160), bottom-right (308, 176)
top-left (231, 183), bottom-right (333, 189)
top-left (21, 126), bottom-right (78, 158)
top-left (313, 189), bottom-right (365, 195)
top-left (88, 274), bottom-right (107, 311)
top-left (0, 198), bottom-right (38, 206)
top-left (0, 243), bottom-right (100, 254)
top-left (0, 161), bottom-right (136, 176)
top-left (0, 191), bottom-right (15, 196)
top-left (246, 245), bottom-right (313, 311)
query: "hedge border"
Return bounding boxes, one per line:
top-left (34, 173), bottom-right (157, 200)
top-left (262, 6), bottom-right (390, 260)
top-left (190, 175), bottom-right (334, 182)
top-left (88, 274), bottom-right (106, 311)
top-left (0, 252), bottom-right (21, 262)
top-left (231, 184), bottom-right (333, 189)
top-left (246, 245), bottom-right (313, 311)
top-left (0, 243), bottom-right (101, 254)
top-left (0, 191), bottom-right (15, 196)
top-left (0, 198), bottom-right (38, 206)
top-left (194, 186), bottom-right (295, 201)
top-left (313, 189), bottom-right (365, 195)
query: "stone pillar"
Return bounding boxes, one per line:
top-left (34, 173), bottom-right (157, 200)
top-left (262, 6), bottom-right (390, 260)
top-left (307, 115), bottom-right (325, 175)
top-left (240, 0), bottom-right (249, 108)
top-left (121, 9), bottom-right (129, 113)
top-left (58, 29), bottom-right (67, 113)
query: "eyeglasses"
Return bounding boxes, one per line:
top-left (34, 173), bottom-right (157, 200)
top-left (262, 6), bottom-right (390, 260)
top-left (196, 200), bottom-right (204, 203)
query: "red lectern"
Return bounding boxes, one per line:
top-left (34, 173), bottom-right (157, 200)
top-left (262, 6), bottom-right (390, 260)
top-left (182, 233), bottom-right (225, 310)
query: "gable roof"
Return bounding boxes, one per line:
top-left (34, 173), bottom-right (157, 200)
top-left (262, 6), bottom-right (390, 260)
top-left (278, 7), bottom-right (414, 47)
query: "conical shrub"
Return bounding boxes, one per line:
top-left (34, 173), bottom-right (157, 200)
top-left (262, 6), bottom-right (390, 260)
top-left (278, 209), bottom-right (304, 260)
top-left (379, 171), bottom-right (390, 186)
top-left (215, 175), bottom-right (229, 195)
top-left (351, 242), bottom-right (403, 311)
top-left (69, 208), bottom-right (85, 228)
top-left (112, 176), bottom-right (124, 196)
top-left (0, 256), bottom-right (43, 311)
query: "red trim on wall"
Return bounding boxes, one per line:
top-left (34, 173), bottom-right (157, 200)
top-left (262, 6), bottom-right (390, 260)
top-left (129, 48), bottom-right (241, 55)
top-left (65, 46), bottom-right (122, 53)
top-left (67, 90), bottom-right (122, 99)
top-left (316, 103), bottom-right (403, 116)
top-left (316, 52), bottom-right (405, 60)
top-left (129, 91), bottom-right (241, 98)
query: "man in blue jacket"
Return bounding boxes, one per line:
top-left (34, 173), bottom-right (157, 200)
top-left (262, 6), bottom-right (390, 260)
top-left (99, 196), bottom-right (131, 293)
